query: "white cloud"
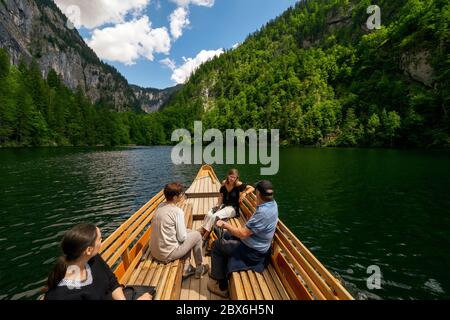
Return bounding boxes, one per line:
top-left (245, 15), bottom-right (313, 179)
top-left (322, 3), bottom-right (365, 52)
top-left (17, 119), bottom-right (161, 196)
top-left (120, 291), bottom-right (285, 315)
top-left (54, 0), bottom-right (150, 29)
top-left (160, 58), bottom-right (177, 70)
top-left (232, 43), bottom-right (240, 49)
top-left (86, 16), bottom-right (171, 65)
top-left (169, 49), bottom-right (224, 84)
top-left (170, 0), bottom-right (215, 7)
top-left (169, 7), bottom-right (190, 40)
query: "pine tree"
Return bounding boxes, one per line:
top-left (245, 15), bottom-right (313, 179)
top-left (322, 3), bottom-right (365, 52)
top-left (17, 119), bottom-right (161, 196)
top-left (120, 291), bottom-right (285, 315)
top-left (0, 48), bottom-right (10, 79)
top-left (15, 84), bottom-right (35, 145)
top-left (366, 113), bottom-right (381, 146)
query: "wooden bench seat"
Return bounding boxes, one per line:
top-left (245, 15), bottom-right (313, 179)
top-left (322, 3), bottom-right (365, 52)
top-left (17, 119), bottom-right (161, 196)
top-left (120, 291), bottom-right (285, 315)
top-left (97, 165), bottom-right (352, 300)
top-left (100, 192), bottom-right (193, 300)
top-left (224, 193), bottom-right (352, 300)
top-left (125, 248), bottom-right (184, 300)
top-left (226, 216), bottom-right (290, 300)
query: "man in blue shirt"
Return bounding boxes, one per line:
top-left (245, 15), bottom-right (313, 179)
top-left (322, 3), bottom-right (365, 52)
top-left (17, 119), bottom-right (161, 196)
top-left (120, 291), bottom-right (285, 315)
top-left (207, 180), bottom-right (278, 298)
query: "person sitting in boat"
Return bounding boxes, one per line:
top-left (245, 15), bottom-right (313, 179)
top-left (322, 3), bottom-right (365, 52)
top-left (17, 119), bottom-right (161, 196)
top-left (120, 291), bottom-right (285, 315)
top-left (207, 180), bottom-right (278, 298)
top-left (150, 182), bottom-right (209, 279)
top-left (199, 168), bottom-right (255, 243)
top-left (44, 224), bottom-right (152, 300)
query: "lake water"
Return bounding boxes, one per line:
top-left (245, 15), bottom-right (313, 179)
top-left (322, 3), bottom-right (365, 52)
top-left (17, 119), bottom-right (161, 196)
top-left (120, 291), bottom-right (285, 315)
top-left (0, 146), bottom-right (449, 300)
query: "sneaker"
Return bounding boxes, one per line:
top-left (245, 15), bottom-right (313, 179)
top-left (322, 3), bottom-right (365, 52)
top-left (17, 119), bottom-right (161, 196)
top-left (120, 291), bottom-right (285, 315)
top-left (195, 264), bottom-right (209, 279)
top-left (207, 279), bottom-right (229, 298)
top-left (182, 264), bottom-right (195, 280)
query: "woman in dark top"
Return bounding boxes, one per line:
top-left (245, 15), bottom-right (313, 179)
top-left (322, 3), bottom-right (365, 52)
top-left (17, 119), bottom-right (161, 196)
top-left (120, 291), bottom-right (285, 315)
top-left (200, 169), bottom-right (254, 241)
top-left (44, 224), bottom-right (151, 300)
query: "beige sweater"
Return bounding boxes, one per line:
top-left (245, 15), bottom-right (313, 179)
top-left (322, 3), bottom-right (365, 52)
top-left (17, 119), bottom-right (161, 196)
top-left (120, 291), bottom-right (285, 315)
top-left (149, 202), bottom-right (187, 261)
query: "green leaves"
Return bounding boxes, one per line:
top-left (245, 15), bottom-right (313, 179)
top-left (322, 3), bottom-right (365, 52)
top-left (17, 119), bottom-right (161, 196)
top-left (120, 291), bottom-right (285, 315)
top-left (161, 0), bottom-right (446, 148)
top-left (0, 48), bottom-right (10, 79)
top-left (0, 50), bottom-right (165, 147)
top-left (1, 0), bottom-right (448, 148)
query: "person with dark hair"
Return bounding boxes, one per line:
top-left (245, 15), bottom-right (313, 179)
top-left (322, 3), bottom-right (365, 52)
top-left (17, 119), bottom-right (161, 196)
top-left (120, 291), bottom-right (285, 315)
top-left (44, 224), bottom-right (152, 300)
top-left (150, 182), bottom-right (209, 279)
top-left (207, 180), bottom-right (278, 298)
top-left (199, 169), bottom-right (255, 242)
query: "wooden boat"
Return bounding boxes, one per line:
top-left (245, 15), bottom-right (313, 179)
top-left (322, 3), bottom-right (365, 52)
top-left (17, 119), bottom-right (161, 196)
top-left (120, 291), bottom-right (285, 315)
top-left (99, 165), bottom-right (354, 300)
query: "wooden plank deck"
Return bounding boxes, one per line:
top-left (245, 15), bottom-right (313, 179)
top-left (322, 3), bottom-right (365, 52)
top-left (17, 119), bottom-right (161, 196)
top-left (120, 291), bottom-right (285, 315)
top-left (125, 173), bottom-right (226, 300)
top-left (101, 164), bottom-right (353, 300)
top-left (185, 173), bottom-right (221, 219)
top-left (181, 220), bottom-right (227, 300)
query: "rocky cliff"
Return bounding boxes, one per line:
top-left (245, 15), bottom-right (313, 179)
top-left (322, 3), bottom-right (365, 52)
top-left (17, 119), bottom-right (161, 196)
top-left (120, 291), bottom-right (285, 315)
top-left (0, 0), bottom-right (177, 112)
top-left (131, 84), bottom-right (183, 113)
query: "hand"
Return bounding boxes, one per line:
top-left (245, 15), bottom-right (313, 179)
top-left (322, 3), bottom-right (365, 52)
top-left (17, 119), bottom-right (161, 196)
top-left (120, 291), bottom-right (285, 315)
top-left (137, 292), bottom-right (153, 300)
top-left (216, 220), bottom-right (225, 228)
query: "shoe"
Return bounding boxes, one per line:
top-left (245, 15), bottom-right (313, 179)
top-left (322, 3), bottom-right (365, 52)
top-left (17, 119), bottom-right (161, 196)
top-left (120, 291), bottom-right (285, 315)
top-left (207, 279), bottom-right (229, 298)
top-left (182, 264), bottom-right (195, 280)
top-left (195, 264), bottom-right (209, 279)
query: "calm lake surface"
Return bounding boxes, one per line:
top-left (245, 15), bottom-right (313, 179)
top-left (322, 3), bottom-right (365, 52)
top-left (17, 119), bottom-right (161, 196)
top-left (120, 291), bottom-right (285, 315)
top-left (0, 146), bottom-right (449, 300)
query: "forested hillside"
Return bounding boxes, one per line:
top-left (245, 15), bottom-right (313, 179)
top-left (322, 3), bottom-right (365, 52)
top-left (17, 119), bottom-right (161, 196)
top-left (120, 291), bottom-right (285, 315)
top-left (162, 0), bottom-right (449, 147)
top-left (0, 0), bottom-right (448, 147)
top-left (0, 49), bottom-right (165, 147)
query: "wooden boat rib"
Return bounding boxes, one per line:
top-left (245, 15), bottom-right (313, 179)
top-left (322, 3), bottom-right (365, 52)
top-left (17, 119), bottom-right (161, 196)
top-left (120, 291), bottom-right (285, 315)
top-left (100, 165), bottom-right (354, 300)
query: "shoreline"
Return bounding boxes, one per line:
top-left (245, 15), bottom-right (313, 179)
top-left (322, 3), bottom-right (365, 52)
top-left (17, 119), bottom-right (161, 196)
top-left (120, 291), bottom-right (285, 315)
top-left (0, 144), bottom-right (449, 151)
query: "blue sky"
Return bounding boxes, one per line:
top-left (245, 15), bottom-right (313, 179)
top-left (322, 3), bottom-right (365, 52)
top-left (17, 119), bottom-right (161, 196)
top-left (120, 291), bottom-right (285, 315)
top-left (56, 0), bottom-right (299, 89)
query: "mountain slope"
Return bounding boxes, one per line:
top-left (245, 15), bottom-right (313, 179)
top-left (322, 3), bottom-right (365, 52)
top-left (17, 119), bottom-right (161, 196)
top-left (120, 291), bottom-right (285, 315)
top-left (131, 84), bottom-right (183, 113)
top-left (162, 0), bottom-right (449, 147)
top-left (0, 0), bottom-right (173, 112)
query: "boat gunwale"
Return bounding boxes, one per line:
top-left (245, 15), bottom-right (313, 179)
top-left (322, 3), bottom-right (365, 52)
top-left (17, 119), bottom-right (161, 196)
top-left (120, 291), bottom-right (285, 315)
top-left (100, 164), bottom-right (353, 300)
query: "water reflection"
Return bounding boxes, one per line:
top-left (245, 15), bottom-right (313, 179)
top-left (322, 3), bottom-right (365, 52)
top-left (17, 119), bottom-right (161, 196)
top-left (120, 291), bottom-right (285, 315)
top-left (0, 147), bottom-right (449, 300)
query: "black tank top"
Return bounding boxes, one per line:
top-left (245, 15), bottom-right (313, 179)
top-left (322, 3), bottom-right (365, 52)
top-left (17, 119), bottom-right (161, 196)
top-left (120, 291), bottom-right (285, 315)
top-left (220, 183), bottom-right (247, 217)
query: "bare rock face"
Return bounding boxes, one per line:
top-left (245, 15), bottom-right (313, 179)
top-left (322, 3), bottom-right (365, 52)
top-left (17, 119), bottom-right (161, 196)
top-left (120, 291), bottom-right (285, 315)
top-left (401, 50), bottom-right (434, 87)
top-left (131, 84), bottom-right (183, 113)
top-left (0, 0), bottom-right (35, 63)
top-left (0, 0), bottom-right (141, 111)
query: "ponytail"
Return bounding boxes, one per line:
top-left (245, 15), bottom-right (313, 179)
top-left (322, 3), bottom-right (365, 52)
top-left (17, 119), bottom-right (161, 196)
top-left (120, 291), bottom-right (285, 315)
top-left (46, 256), bottom-right (68, 290)
top-left (45, 224), bottom-right (97, 291)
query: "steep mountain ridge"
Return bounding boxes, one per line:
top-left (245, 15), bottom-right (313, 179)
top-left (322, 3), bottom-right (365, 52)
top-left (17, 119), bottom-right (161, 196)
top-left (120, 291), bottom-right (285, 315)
top-left (162, 0), bottom-right (449, 147)
top-left (0, 0), bottom-right (179, 112)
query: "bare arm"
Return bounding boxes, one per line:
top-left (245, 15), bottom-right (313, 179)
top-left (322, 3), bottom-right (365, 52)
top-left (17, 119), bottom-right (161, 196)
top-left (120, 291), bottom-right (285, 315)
top-left (216, 220), bottom-right (253, 240)
top-left (111, 287), bottom-right (127, 300)
top-left (112, 287), bottom-right (152, 300)
top-left (175, 209), bottom-right (187, 243)
top-left (245, 185), bottom-right (255, 194)
top-left (239, 185), bottom-right (255, 203)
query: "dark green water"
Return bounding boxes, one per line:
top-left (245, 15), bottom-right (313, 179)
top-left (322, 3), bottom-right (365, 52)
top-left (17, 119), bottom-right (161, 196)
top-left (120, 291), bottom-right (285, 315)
top-left (0, 147), bottom-right (449, 300)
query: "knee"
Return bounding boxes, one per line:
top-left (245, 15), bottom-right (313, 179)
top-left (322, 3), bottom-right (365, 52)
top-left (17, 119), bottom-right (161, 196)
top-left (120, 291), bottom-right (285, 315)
top-left (193, 231), bottom-right (202, 242)
top-left (211, 239), bottom-right (222, 253)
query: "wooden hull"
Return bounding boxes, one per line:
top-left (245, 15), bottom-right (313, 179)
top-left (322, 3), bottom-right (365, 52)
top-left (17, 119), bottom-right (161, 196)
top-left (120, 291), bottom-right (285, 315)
top-left (100, 165), bottom-right (353, 300)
